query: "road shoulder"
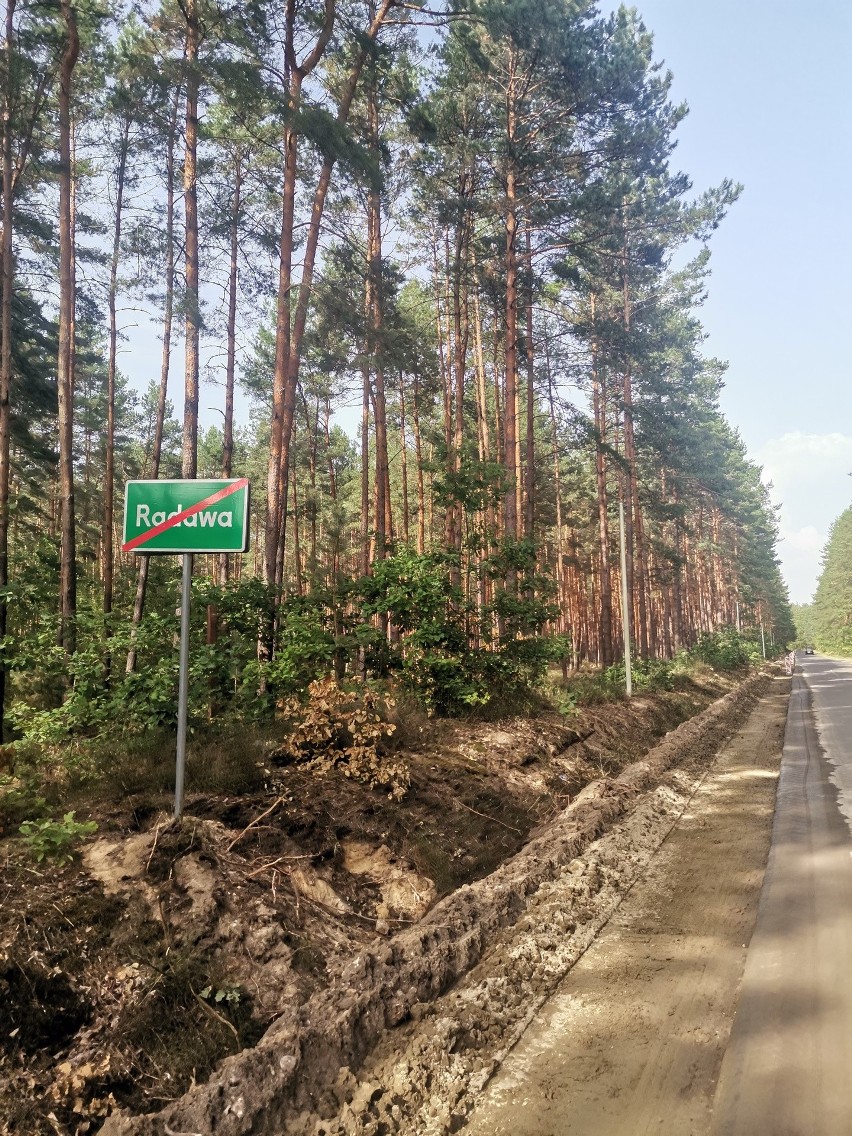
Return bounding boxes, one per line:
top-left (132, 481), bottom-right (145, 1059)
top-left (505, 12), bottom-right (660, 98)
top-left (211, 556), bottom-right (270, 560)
top-left (461, 678), bottom-right (789, 1136)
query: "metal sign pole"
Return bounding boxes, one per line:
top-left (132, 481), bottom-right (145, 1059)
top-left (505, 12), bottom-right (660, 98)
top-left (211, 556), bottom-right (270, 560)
top-left (121, 478), bottom-right (251, 818)
top-left (618, 500), bottom-right (633, 698)
top-left (174, 552), bottom-right (193, 820)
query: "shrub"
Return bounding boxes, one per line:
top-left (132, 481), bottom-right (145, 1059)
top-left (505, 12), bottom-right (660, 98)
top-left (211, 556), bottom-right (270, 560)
top-left (401, 640), bottom-right (557, 719)
top-left (19, 811), bottom-right (98, 865)
top-left (277, 677), bottom-right (408, 799)
top-left (690, 628), bottom-right (753, 670)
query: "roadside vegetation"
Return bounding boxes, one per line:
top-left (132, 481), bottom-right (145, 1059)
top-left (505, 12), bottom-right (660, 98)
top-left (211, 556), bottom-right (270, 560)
top-left (794, 507), bottom-right (852, 657)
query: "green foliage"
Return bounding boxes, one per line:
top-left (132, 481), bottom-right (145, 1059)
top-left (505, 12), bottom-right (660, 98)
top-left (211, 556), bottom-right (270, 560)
top-left (791, 603), bottom-right (817, 649)
top-left (19, 811), bottom-right (98, 865)
top-left (268, 604), bottom-right (338, 694)
top-left (690, 628), bottom-right (756, 670)
top-left (811, 509), bottom-right (852, 657)
top-left (361, 548), bottom-right (463, 644)
top-left (356, 546), bottom-right (566, 717)
top-left (198, 984), bottom-right (242, 1007)
top-left (400, 640), bottom-right (557, 719)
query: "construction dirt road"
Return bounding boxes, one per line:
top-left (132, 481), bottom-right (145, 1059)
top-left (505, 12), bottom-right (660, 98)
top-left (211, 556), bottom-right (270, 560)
top-left (460, 678), bottom-right (789, 1136)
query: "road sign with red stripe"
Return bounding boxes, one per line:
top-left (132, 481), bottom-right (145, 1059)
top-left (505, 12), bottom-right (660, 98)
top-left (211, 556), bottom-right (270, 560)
top-left (122, 478), bottom-right (250, 554)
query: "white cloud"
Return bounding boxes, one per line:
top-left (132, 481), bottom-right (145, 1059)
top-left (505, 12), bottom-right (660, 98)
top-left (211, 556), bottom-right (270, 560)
top-left (758, 432), bottom-right (852, 493)
top-left (754, 433), bottom-right (852, 605)
top-left (781, 525), bottom-right (823, 553)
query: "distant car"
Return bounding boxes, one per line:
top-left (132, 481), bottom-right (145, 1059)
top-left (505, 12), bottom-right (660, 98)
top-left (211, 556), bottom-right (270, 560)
top-left (804, 647), bottom-right (814, 655)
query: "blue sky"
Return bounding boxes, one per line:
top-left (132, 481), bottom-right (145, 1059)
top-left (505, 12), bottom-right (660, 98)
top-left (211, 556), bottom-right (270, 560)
top-left (629, 0), bottom-right (852, 602)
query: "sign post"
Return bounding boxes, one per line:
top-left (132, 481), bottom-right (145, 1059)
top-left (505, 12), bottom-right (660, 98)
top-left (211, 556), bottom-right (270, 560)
top-left (122, 478), bottom-right (250, 819)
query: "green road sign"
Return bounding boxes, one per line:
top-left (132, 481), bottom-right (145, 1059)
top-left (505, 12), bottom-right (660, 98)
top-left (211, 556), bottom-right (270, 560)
top-left (122, 478), bottom-right (250, 554)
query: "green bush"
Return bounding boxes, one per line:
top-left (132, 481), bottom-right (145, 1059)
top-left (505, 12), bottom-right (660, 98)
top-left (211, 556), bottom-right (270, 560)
top-left (690, 628), bottom-right (754, 670)
top-left (401, 639), bottom-right (559, 719)
top-left (19, 811), bottom-right (98, 865)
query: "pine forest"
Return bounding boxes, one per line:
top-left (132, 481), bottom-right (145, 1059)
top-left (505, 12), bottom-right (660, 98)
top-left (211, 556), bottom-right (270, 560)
top-left (0, 0), bottom-right (794, 746)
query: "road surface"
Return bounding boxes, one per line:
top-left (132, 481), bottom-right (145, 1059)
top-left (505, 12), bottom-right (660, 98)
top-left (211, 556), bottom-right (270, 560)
top-left (712, 653), bottom-right (852, 1135)
top-left (463, 657), bottom-right (852, 1136)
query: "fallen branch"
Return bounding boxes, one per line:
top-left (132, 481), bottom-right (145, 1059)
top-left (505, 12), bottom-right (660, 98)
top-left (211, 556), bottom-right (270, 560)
top-left (145, 820), bottom-right (163, 874)
top-left (456, 799), bottom-right (522, 835)
top-left (244, 852), bottom-right (316, 880)
top-left (226, 798), bottom-right (285, 853)
top-left (192, 990), bottom-right (240, 1046)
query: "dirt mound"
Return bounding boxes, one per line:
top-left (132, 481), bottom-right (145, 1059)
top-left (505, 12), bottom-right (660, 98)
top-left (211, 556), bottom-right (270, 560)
top-left (97, 670), bottom-right (771, 1136)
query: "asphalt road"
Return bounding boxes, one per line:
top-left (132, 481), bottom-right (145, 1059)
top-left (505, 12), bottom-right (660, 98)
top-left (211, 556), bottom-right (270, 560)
top-left (711, 653), bottom-right (852, 1135)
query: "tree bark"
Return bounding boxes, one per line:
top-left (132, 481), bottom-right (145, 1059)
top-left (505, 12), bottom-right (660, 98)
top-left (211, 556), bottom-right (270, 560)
top-left (412, 369), bottom-right (425, 555)
top-left (265, 0), bottom-right (338, 594)
top-left (398, 373), bottom-right (409, 544)
top-left (366, 74), bottom-right (390, 564)
top-left (182, 0), bottom-right (200, 481)
top-left (127, 89), bottom-right (180, 674)
top-left (104, 115), bottom-right (130, 623)
top-left (360, 359), bottom-right (371, 577)
top-left (265, 0), bottom-right (383, 596)
top-left (523, 225), bottom-right (535, 540)
top-left (0, 0), bottom-right (16, 739)
top-left (57, 0), bottom-right (79, 655)
top-left (502, 51), bottom-right (519, 545)
top-left (591, 296), bottom-right (613, 666)
top-left (217, 151), bottom-right (241, 587)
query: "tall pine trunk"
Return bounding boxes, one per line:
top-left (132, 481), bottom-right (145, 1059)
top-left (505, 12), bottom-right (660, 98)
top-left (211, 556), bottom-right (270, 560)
top-left (366, 75), bottom-right (390, 564)
top-left (523, 226), bottom-right (535, 540)
top-left (103, 115), bottom-right (130, 625)
top-left (591, 297), bottom-right (613, 666)
top-left (127, 91), bottom-right (179, 673)
top-left (217, 153), bottom-right (241, 587)
top-left (57, 0), bottom-right (79, 655)
top-left (266, 1), bottom-right (393, 602)
top-left (0, 0), bottom-right (16, 739)
top-left (399, 373), bottom-right (409, 544)
top-left (182, 0), bottom-right (200, 481)
top-left (502, 52), bottom-right (520, 548)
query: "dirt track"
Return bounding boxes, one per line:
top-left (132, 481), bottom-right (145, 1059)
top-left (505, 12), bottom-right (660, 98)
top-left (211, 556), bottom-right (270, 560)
top-left (462, 677), bottom-right (788, 1136)
top-left (95, 672), bottom-right (775, 1136)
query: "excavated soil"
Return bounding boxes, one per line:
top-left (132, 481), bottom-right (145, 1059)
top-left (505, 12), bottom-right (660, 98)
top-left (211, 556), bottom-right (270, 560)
top-left (0, 668), bottom-right (771, 1135)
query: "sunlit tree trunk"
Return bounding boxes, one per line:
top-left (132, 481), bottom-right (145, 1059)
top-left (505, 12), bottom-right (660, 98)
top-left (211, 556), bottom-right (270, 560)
top-left (0, 0), bottom-right (16, 738)
top-left (220, 156), bottom-right (241, 541)
top-left (399, 373), bottom-right (410, 544)
top-left (502, 52), bottom-right (520, 547)
top-left (366, 74), bottom-right (390, 564)
top-left (265, 0), bottom-right (392, 604)
top-left (103, 115), bottom-right (130, 627)
top-left (523, 225), bottom-right (535, 540)
top-left (57, 0), bottom-right (79, 655)
top-left (360, 359), bottom-right (370, 576)
top-left (182, 0), bottom-right (200, 481)
top-left (412, 369), bottom-right (425, 554)
top-left (127, 90), bottom-right (179, 674)
top-left (591, 297), bottom-right (613, 666)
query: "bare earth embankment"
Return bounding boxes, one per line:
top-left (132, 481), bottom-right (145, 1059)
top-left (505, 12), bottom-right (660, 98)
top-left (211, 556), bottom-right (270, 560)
top-left (0, 668), bottom-right (784, 1135)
